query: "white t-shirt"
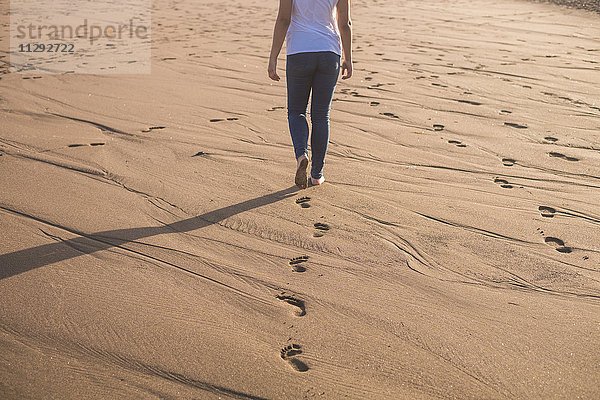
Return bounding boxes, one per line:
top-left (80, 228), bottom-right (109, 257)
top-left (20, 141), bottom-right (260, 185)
top-left (286, 0), bottom-right (342, 56)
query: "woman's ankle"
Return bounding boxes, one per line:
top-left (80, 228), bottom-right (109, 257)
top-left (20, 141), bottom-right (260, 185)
top-left (311, 176), bottom-right (325, 185)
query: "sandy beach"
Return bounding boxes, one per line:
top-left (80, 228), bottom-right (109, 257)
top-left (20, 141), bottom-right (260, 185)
top-left (1, 0), bottom-right (599, 398)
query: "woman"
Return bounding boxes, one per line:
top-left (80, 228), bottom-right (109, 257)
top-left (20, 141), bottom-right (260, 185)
top-left (268, 0), bottom-right (353, 189)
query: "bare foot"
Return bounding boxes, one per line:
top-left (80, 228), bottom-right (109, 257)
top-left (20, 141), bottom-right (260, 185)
top-left (295, 155), bottom-right (309, 189)
top-left (311, 176), bottom-right (325, 186)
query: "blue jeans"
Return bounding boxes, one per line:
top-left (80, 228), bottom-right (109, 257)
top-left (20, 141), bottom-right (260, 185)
top-left (286, 51), bottom-right (340, 180)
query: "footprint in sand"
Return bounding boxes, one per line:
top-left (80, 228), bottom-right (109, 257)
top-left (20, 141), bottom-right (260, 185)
top-left (267, 106), bottom-right (285, 112)
top-left (370, 101), bottom-right (380, 106)
top-left (380, 112), bottom-right (399, 119)
top-left (544, 136), bottom-right (558, 142)
top-left (289, 256), bottom-right (309, 272)
top-left (210, 117), bottom-right (239, 122)
top-left (504, 122), bottom-right (528, 129)
top-left (369, 83), bottom-right (392, 89)
top-left (494, 178), bottom-right (513, 189)
top-left (539, 206), bottom-right (556, 218)
top-left (500, 110), bottom-right (512, 115)
top-left (313, 222), bottom-right (330, 237)
top-left (502, 158), bottom-right (516, 166)
top-left (276, 293), bottom-right (306, 317)
top-left (433, 124), bottom-right (444, 131)
top-left (141, 126), bottom-right (165, 133)
top-left (544, 237), bottom-right (572, 253)
top-left (448, 140), bottom-right (467, 148)
top-left (192, 151), bottom-right (206, 157)
top-left (340, 88), bottom-right (362, 97)
top-left (68, 143), bottom-right (105, 148)
top-left (548, 152), bottom-right (579, 162)
top-left (456, 99), bottom-right (482, 106)
top-left (280, 344), bottom-right (309, 372)
top-left (296, 197), bottom-right (311, 208)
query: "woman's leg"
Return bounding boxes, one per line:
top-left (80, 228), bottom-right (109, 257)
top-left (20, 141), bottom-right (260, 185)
top-left (286, 53), bottom-right (317, 160)
top-left (310, 52), bottom-right (340, 180)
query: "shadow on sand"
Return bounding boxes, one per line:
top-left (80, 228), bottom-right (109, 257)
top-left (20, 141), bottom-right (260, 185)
top-left (0, 186), bottom-right (299, 280)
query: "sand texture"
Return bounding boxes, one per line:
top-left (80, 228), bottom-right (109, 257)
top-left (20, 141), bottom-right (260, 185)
top-left (1, 0), bottom-right (599, 398)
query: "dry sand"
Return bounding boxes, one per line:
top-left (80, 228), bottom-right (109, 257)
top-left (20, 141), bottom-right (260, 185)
top-left (1, 0), bottom-right (599, 398)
